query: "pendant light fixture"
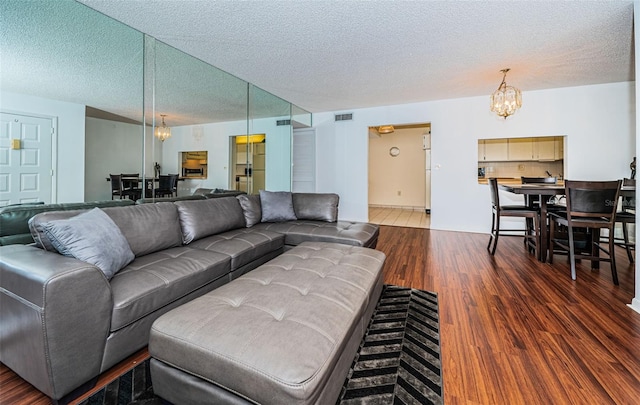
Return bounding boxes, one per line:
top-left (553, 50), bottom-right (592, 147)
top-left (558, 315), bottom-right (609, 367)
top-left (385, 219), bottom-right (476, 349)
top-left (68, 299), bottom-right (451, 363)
top-left (377, 125), bottom-right (395, 134)
top-left (155, 114), bottom-right (171, 142)
top-left (490, 68), bottom-right (522, 119)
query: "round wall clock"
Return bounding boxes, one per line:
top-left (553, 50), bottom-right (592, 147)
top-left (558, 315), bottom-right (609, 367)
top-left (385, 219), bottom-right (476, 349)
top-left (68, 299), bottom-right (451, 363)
top-left (389, 146), bottom-right (400, 157)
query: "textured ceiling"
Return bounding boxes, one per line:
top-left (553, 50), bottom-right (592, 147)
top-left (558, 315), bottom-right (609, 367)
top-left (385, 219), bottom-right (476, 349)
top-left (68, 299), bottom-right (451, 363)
top-left (79, 0), bottom-right (635, 113)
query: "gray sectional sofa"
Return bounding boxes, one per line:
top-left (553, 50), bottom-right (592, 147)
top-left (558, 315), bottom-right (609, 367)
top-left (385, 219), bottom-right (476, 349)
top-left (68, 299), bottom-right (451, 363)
top-left (0, 192), bottom-right (379, 402)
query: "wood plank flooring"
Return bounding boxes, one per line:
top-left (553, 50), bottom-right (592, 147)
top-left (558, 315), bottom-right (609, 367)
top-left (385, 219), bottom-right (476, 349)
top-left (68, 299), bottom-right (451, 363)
top-left (1, 227), bottom-right (639, 404)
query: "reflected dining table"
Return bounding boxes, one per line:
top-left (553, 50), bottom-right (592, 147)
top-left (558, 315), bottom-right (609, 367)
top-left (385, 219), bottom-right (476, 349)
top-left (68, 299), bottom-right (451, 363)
top-left (499, 182), bottom-right (635, 262)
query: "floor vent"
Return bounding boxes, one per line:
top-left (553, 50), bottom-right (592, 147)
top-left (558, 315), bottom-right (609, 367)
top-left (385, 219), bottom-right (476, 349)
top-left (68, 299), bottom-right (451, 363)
top-left (335, 113), bottom-right (353, 122)
top-left (276, 119), bottom-right (291, 126)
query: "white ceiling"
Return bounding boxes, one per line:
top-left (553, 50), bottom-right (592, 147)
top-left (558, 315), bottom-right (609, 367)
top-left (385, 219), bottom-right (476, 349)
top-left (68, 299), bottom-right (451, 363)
top-left (79, 0), bottom-right (635, 114)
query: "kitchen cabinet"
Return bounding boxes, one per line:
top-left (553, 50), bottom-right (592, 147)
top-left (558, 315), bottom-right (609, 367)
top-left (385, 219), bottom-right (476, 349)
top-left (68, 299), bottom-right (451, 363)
top-left (508, 138), bottom-right (533, 160)
top-left (533, 137), bottom-right (556, 160)
top-left (554, 137), bottom-right (564, 160)
top-left (480, 139), bottom-right (509, 161)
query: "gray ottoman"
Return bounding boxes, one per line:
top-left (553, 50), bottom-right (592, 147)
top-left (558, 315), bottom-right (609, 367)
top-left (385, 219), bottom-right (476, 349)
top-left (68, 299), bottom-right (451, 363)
top-left (149, 241), bottom-right (386, 405)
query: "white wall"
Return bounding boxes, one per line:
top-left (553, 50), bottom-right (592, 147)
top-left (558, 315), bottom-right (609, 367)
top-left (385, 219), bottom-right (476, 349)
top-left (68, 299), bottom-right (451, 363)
top-left (0, 91), bottom-right (86, 202)
top-left (314, 82), bottom-right (635, 228)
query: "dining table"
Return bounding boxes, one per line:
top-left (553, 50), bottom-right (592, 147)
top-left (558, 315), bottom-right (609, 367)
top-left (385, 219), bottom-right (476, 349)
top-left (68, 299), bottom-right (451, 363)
top-left (106, 176), bottom-right (184, 198)
top-left (499, 182), bottom-right (635, 263)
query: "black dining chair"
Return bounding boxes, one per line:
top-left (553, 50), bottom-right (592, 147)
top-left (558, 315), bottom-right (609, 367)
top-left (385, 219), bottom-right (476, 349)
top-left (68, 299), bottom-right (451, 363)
top-left (548, 180), bottom-right (621, 285)
top-left (155, 174), bottom-right (178, 198)
top-left (487, 178), bottom-right (540, 257)
top-left (614, 178), bottom-right (635, 262)
top-left (110, 174), bottom-right (141, 200)
top-left (520, 176), bottom-right (561, 252)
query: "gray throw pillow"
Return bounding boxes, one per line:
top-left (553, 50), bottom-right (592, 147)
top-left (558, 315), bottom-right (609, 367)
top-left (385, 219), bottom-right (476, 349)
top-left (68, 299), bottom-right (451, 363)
top-left (41, 208), bottom-right (135, 280)
top-left (259, 190), bottom-right (297, 222)
top-left (236, 194), bottom-right (262, 227)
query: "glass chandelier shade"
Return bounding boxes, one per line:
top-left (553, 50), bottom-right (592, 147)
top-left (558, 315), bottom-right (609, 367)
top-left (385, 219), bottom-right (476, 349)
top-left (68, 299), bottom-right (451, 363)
top-left (155, 114), bottom-right (171, 142)
top-left (490, 68), bottom-right (522, 119)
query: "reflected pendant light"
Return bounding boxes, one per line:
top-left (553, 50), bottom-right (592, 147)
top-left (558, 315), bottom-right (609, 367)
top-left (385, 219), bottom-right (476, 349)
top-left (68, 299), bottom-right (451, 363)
top-left (155, 114), bottom-right (172, 142)
top-left (490, 68), bottom-right (522, 119)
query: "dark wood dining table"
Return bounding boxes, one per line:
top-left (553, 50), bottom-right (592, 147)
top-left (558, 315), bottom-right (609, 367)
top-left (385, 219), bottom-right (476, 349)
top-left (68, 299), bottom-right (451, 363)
top-left (499, 182), bottom-right (635, 262)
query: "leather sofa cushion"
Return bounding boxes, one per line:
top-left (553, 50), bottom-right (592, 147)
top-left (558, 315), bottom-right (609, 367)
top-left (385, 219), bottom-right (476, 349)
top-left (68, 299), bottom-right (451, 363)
top-left (293, 193), bottom-right (339, 222)
top-left (109, 246), bottom-right (230, 331)
top-left (188, 228), bottom-right (284, 270)
top-left (253, 220), bottom-right (379, 248)
top-left (175, 198), bottom-right (246, 244)
top-left (29, 203), bottom-right (183, 257)
top-left (259, 190), bottom-right (297, 222)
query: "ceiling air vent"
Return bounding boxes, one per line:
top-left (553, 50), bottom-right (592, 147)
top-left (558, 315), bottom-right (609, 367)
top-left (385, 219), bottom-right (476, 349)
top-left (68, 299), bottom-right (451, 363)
top-left (335, 113), bottom-right (353, 122)
top-left (276, 119), bottom-right (291, 126)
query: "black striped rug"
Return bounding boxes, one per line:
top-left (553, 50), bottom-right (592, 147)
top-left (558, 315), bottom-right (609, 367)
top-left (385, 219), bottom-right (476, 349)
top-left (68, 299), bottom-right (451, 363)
top-left (80, 285), bottom-right (441, 405)
top-left (337, 285), bottom-right (442, 405)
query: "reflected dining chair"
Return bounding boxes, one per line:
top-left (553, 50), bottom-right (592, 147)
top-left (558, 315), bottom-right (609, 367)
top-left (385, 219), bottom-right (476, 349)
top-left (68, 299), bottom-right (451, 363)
top-left (155, 174), bottom-right (178, 198)
top-left (487, 178), bottom-right (540, 257)
top-left (614, 178), bottom-right (635, 262)
top-left (110, 174), bottom-right (141, 200)
top-left (548, 180), bottom-right (621, 285)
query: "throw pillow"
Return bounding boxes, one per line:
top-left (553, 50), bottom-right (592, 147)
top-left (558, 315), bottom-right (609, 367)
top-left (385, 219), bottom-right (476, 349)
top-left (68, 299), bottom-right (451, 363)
top-left (236, 194), bottom-right (262, 227)
top-left (41, 208), bottom-right (135, 280)
top-left (259, 190), bottom-right (297, 222)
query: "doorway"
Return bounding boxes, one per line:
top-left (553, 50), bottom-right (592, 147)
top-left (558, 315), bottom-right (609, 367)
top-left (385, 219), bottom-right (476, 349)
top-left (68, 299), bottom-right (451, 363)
top-left (230, 134), bottom-right (266, 195)
top-left (368, 123), bottom-right (431, 228)
top-left (0, 112), bottom-right (56, 205)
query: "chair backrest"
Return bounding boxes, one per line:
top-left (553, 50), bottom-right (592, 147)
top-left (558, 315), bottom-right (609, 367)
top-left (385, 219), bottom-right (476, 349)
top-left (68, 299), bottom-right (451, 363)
top-left (109, 174), bottom-right (122, 193)
top-left (521, 176), bottom-right (557, 184)
top-left (565, 180), bottom-right (621, 220)
top-left (121, 173), bottom-right (140, 190)
top-left (621, 178), bottom-right (635, 213)
top-left (168, 174), bottom-right (179, 190)
top-left (488, 178), bottom-right (500, 208)
top-left (158, 175), bottom-right (172, 189)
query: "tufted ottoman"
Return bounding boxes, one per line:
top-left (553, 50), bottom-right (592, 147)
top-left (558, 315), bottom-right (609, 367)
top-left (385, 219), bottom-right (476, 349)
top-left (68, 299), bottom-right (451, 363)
top-left (148, 241), bottom-right (386, 405)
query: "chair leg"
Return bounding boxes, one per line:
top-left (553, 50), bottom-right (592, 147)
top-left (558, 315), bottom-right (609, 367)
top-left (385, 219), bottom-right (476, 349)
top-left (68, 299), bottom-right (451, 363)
top-left (609, 229), bottom-right (619, 285)
top-left (487, 213), bottom-right (496, 253)
top-left (533, 215), bottom-right (540, 260)
top-left (622, 222), bottom-right (634, 263)
top-left (548, 219), bottom-right (555, 264)
top-left (568, 225), bottom-right (577, 281)
top-left (490, 215), bottom-right (500, 255)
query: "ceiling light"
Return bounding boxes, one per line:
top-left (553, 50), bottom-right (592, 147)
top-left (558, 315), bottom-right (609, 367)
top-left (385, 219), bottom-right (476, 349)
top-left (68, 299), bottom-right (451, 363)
top-left (490, 68), bottom-right (522, 119)
top-left (155, 114), bottom-right (171, 142)
top-left (378, 125), bottom-right (395, 134)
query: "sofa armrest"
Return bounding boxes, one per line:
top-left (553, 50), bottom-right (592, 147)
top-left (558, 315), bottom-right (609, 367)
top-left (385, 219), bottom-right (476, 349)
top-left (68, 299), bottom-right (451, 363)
top-left (0, 245), bottom-right (113, 400)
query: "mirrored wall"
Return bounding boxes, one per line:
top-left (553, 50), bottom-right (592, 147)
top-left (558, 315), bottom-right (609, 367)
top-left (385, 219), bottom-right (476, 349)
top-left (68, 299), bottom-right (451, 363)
top-left (0, 0), bottom-right (311, 205)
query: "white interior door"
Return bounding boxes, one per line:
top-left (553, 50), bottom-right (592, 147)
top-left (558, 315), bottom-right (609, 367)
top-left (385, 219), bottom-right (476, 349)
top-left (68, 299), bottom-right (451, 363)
top-left (0, 112), bottom-right (54, 206)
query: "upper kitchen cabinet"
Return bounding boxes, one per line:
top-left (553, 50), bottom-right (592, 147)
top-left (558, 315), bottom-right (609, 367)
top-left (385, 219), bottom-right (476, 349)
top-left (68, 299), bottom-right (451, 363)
top-left (508, 138), bottom-right (533, 160)
top-left (533, 136), bottom-right (556, 160)
top-left (478, 139), bottom-right (509, 161)
top-left (478, 136), bottom-right (564, 162)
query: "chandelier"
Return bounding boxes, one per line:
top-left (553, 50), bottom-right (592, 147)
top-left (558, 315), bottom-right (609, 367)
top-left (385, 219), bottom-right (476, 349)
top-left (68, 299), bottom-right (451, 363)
top-left (155, 114), bottom-right (171, 142)
top-left (490, 68), bottom-right (522, 119)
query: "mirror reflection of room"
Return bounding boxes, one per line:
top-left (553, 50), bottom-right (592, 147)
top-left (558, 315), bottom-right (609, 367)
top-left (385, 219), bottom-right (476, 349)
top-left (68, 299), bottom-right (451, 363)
top-left (180, 151), bottom-right (208, 179)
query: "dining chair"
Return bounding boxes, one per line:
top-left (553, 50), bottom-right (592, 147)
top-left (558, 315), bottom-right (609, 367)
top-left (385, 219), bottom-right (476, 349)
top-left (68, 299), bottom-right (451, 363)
top-left (520, 176), bottom-right (562, 253)
top-left (487, 178), bottom-right (540, 257)
top-left (155, 174), bottom-right (179, 198)
top-left (110, 174), bottom-right (141, 200)
top-left (548, 180), bottom-right (621, 285)
top-left (614, 178), bottom-right (635, 262)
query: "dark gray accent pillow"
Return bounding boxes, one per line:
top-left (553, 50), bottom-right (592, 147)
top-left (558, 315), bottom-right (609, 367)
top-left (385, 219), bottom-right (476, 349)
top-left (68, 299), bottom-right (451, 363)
top-left (175, 197), bottom-right (246, 243)
top-left (41, 208), bottom-right (134, 280)
top-left (259, 190), bottom-right (297, 222)
top-left (236, 194), bottom-right (262, 227)
top-left (292, 193), bottom-right (339, 222)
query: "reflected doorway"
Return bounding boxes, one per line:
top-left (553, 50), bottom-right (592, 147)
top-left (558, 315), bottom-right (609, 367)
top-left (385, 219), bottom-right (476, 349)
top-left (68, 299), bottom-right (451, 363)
top-left (230, 134), bottom-right (266, 195)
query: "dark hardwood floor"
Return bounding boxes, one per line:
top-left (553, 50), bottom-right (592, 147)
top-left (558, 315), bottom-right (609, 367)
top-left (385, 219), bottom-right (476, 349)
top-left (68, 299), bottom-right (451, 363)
top-left (1, 226), bottom-right (639, 404)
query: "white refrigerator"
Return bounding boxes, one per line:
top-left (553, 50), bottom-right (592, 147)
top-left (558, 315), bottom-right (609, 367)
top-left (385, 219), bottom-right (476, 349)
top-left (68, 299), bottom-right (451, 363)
top-left (424, 134), bottom-right (431, 213)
